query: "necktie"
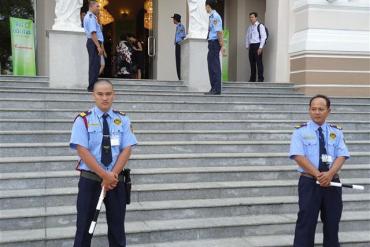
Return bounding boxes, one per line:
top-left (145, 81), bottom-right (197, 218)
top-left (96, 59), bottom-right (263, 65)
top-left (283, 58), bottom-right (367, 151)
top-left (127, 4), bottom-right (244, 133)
top-left (318, 127), bottom-right (328, 172)
top-left (101, 113), bottom-right (112, 166)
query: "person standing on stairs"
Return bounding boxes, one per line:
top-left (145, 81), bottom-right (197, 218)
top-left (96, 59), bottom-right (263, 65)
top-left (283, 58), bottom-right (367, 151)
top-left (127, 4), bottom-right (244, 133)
top-left (245, 12), bottom-right (266, 82)
top-left (83, 0), bottom-right (104, 92)
top-left (70, 79), bottom-right (137, 247)
top-left (172, 13), bottom-right (186, 80)
top-left (289, 94), bottom-right (350, 247)
top-left (204, 0), bottom-right (224, 95)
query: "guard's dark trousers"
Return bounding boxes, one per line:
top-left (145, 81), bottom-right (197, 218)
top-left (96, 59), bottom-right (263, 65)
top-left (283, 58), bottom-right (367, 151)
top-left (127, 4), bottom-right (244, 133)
top-left (207, 40), bottom-right (222, 94)
top-left (87, 39), bottom-right (100, 91)
top-left (73, 176), bottom-right (127, 247)
top-left (293, 176), bottom-right (342, 247)
top-left (175, 43), bottom-right (181, 80)
top-left (248, 43), bottom-right (264, 82)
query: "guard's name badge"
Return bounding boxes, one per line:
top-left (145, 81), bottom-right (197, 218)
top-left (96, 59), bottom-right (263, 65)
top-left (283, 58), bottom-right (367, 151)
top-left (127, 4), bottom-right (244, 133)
top-left (321, 154), bottom-right (333, 163)
top-left (111, 135), bottom-right (120, 146)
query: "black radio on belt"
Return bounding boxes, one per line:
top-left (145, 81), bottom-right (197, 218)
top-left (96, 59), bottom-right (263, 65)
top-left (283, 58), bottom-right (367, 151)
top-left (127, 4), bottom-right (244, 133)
top-left (122, 169), bottom-right (131, 205)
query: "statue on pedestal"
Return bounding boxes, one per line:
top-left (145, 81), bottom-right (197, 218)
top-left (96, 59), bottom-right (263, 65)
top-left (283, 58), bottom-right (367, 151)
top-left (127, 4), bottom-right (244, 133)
top-left (187, 0), bottom-right (209, 39)
top-left (53, 0), bottom-right (84, 31)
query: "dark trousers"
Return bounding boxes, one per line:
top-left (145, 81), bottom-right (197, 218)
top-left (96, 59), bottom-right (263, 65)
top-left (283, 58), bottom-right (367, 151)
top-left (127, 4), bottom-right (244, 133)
top-left (248, 43), bottom-right (264, 82)
top-left (87, 39), bottom-right (100, 90)
top-left (207, 40), bottom-right (222, 93)
top-left (73, 176), bottom-right (127, 247)
top-left (175, 43), bottom-right (181, 80)
top-left (294, 176), bottom-right (342, 247)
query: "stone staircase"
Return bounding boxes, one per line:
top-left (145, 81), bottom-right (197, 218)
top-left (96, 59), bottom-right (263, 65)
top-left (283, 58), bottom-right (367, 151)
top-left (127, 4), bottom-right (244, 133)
top-left (0, 76), bottom-right (369, 247)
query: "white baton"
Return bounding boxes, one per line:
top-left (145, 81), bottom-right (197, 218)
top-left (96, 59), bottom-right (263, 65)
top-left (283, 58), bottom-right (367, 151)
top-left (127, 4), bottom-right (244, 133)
top-left (88, 186), bottom-right (105, 235)
top-left (316, 181), bottom-right (364, 190)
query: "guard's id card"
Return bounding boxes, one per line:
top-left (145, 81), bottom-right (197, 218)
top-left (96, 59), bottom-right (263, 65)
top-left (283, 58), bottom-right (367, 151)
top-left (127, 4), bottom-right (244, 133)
top-left (321, 154), bottom-right (333, 163)
top-left (111, 135), bottom-right (120, 146)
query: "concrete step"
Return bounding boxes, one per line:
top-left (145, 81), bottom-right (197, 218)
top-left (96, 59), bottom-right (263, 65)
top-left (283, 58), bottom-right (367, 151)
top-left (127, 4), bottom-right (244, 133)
top-left (0, 76), bottom-right (49, 88)
top-left (1, 193), bottom-right (368, 231)
top-left (222, 87), bottom-right (297, 94)
top-left (78, 83), bottom-right (297, 94)
top-left (0, 82), bottom-right (188, 91)
top-left (111, 80), bottom-right (294, 88)
top-left (0, 107), bottom-right (370, 122)
top-left (1, 178), bottom-right (369, 210)
top-left (1, 129), bottom-right (369, 143)
top-left (0, 75), bottom-right (48, 81)
top-left (3, 98), bottom-right (370, 112)
top-left (1, 140), bottom-right (369, 157)
top-left (1, 164), bottom-right (369, 190)
top-left (0, 84), bottom-right (306, 96)
top-left (129, 231), bottom-right (370, 247)
top-left (1, 153), bottom-right (369, 172)
top-left (1, 88), bottom-right (369, 104)
top-left (0, 118), bottom-right (369, 131)
top-left (223, 81), bottom-right (294, 88)
top-left (0, 211), bottom-right (368, 246)
top-left (109, 78), bottom-right (185, 86)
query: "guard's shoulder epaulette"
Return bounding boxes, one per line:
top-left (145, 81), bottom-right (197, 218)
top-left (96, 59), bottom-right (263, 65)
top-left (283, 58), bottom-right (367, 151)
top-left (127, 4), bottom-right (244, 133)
top-left (74, 111), bottom-right (91, 122)
top-left (113, 110), bottom-right (126, 116)
top-left (329, 123), bottom-right (343, 130)
top-left (295, 123), bottom-right (307, 129)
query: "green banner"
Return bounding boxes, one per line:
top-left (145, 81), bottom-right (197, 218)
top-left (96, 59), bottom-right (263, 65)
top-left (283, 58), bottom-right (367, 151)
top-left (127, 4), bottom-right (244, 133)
top-left (222, 29), bottom-right (229, 81)
top-left (10, 17), bottom-right (36, 76)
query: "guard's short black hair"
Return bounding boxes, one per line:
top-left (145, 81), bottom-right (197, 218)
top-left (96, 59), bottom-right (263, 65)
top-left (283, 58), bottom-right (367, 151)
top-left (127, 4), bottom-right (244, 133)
top-left (205, 0), bottom-right (217, 9)
top-left (93, 79), bottom-right (114, 91)
top-left (309, 94), bottom-right (331, 108)
top-left (249, 12), bottom-right (258, 18)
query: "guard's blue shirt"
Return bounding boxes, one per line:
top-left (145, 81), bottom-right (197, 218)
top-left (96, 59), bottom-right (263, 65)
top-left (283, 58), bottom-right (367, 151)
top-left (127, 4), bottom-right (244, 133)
top-left (208, 10), bottom-right (222, 41)
top-left (175, 23), bottom-right (186, 44)
top-left (70, 106), bottom-right (137, 172)
top-left (289, 120), bottom-right (350, 173)
top-left (83, 11), bottom-right (104, 42)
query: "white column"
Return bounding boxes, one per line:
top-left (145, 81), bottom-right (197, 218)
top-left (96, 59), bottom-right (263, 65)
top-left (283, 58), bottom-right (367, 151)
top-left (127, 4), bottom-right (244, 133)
top-left (49, 0), bottom-right (87, 88)
top-left (264, 0), bottom-right (290, 82)
top-left (181, 38), bottom-right (209, 92)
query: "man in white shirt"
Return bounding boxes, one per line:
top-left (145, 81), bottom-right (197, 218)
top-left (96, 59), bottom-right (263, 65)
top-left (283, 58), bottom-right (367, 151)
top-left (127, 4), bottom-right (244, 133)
top-left (245, 12), bottom-right (267, 82)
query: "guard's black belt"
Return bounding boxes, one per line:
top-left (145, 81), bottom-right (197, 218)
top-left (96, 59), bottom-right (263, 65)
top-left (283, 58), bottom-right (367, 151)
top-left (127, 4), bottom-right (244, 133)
top-left (80, 170), bottom-right (125, 182)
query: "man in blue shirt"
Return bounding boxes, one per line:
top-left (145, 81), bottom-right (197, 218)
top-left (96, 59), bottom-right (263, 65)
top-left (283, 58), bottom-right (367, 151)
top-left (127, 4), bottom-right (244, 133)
top-left (83, 1), bottom-right (104, 92)
top-left (172, 13), bottom-right (186, 80)
top-left (204, 0), bottom-right (224, 95)
top-left (289, 95), bottom-right (350, 247)
top-left (70, 79), bottom-right (137, 247)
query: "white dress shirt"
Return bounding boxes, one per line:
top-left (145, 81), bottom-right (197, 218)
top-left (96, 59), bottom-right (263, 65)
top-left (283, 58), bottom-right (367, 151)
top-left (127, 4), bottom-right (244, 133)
top-left (245, 21), bottom-right (267, 49)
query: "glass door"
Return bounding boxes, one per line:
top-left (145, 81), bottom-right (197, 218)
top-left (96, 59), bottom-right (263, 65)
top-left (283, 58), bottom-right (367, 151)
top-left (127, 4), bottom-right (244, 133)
top-left (144, 0), bottom-right (155, 79)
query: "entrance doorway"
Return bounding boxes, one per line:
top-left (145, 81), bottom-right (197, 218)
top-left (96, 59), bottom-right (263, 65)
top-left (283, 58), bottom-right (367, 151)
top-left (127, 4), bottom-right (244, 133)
top-left (82, 0), bottom-right (156, 79)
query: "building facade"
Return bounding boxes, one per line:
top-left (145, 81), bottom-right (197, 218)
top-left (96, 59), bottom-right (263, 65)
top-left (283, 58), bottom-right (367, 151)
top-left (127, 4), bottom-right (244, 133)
top-left (1, 0), bottom-right (369, 95)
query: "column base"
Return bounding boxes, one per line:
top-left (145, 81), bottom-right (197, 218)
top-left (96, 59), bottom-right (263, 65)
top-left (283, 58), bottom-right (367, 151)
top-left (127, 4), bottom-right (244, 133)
top-left (48, 30), bottom-right (88, 89)
top-left (181, 38), bottom-right (210, 92)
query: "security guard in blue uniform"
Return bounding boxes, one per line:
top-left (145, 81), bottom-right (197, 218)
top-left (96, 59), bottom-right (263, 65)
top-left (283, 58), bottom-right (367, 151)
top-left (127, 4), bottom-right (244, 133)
top-left (84, 1), bottom-right (104, 92)
top-left (205, 0), bottom-right (224, 95)
top-left (70, 79), bottom-right (137, 247)
top-left (171, 13), bottom-right (186, 80)
top-left (289, 94), bottom-right (350, 247)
